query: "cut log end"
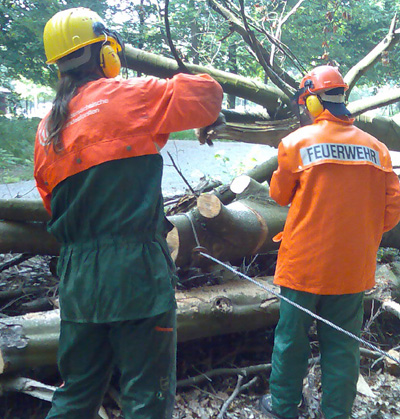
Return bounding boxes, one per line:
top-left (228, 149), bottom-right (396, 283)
top-left (384, 349), bottom-right (400, 376)
top-left (167, 227), bottom-right (179, 262)
top-left (197, 194), bottom-right (222, 219)
top-left (230, 175), bottom-right (252, 194)
top-left (0, 350), bottom-right (4, 374)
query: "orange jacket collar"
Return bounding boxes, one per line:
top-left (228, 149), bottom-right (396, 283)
top-left (314, 109), bottom-right (355, 125)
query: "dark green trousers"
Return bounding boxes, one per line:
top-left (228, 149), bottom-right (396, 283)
top-left (269, 287), bottom-right (364, 419)
top-left (46, 308), bottom-right (176, 419)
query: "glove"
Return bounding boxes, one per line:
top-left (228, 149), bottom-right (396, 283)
top-left (194, 112), bottom-right (226, 146)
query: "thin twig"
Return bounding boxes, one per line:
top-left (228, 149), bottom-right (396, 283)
top-left (0, 254), bottom-right (34, 273)
top-left (177, 363), bottom-right (272, 388)
top-left (164, 0), bottom-right (189, 73)
top-left (218, 375), bottom-right (259, 418)
top-left (237, 0), bottom-right (294, 98)
top-left (218, 375), bottom-right (244, 419)
top-left (167, 151), bottom-right (198, 196)
top-left (270, 0), bottom-right (306, 67)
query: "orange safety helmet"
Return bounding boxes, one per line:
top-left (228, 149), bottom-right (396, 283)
top-left (297, 65), bottom-right (348, 105)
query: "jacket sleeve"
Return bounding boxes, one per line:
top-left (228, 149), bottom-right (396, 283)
top-left (383, 170), bottom-right (400, 232)
top-left (269, 141), bottom-right (300, 206)
top-left (147, 73), bottom-right (223, 135)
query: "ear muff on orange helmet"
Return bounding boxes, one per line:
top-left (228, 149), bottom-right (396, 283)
top-left (305, 94), bottom-right (324, 117)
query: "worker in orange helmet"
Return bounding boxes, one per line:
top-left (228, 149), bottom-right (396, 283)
top-left (259, 65), bottom-right (400, 419)
top-left (35, 7), bottom-right (223, 419)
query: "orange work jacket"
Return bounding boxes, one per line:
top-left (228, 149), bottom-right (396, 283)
top-left (270, 110), bottom-right (400, 295)
top-left (34, 73), bottom-right (223, 213)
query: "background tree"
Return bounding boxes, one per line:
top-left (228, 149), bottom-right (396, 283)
top-left (0, 0), bottom-right (109, 86)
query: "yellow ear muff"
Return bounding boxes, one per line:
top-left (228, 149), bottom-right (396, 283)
top-left (306, 95), bottom-right (324, 117)
top-left (100, 43), bottom-right (121, 78)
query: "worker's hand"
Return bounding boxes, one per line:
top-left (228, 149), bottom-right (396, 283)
top-left (194, 113), bottom-right (226, 146)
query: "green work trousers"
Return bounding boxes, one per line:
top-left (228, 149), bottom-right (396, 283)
top-left (269, 287), bottom-right (364, 419)
top-left (46, 308), bottom-right (176, 419)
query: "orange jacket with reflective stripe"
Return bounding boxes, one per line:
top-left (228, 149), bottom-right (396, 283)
top-left (34, 73), bottom-right (223, 213)
top-left (270, 111), bottom-right (400, 295)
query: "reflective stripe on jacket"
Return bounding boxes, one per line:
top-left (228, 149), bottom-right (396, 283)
top-left (34, 73), bottom-right (223, 213)
top-left (270, 111), bottom-right (400, 295)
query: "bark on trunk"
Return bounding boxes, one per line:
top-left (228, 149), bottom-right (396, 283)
top-left (0, 199), bottom-right (50, 223)
top-left (0, 278), bottom-right (280, 374)
top-left (0, 277), bottom-right (381, 375)
top-left (167, 178), bottom-right (288, 268)
top-left (0, 221), bottom-right (60, 255)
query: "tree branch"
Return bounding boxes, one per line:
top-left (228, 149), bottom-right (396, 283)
top-left (207, 0), bottom-right (298, 90)
top-left (348, 87), bottom-right (400, 117)
top-left (217, 375), bottom-right (259, 419)
top-left (344, 14), bottom-right (400, 94)
top-left (124, 45), bottom-right (291, 116)
top-left (237, 0), bottom-right (295, 100)
top-left (270, 0), bottom-right (306, 68)
top-left (164, 0), bottom-right (189, 73)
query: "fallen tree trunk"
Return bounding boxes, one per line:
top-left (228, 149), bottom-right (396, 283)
top-left (1, 174), bottom-right (400, 258)
top-left (125, 45), bottom-right (290, 117)
top-left (0, 274), bottom-right (382, 375)
top-left (0, 221), bottom-right (59, 255)
top-left (0, 199), bottom-right (50, 223)
top-left (167, 178), bottom-right (288, 268)
top-left (218, 116), bottom-right (400, 152)
top-left (0, 278), bottom-right (280, 374)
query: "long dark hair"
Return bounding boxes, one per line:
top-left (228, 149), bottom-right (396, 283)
top-left (46, 43), bottom-right (103, 153)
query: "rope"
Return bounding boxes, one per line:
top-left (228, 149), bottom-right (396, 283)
top-left (183, 213), bottom-right (201, 247)
top-left (199, 252), bottom-right (400, 365)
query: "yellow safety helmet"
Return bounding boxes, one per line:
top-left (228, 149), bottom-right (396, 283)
top-left (43, 8), bottom-right (123, 78)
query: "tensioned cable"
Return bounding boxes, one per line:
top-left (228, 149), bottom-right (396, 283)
top-left (199, 252), bottom-right (400, 365)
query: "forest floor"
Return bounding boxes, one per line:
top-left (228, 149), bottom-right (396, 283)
top-left (1, 141), bottom-right (400, 418)
top-left (0, 253), bottom-right (400, 419)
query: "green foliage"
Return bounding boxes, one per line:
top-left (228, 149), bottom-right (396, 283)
top-left (377, 247), bottom-right (400, 264)
top-left (282, 0), bottom-right (400, 84)
top-left (169, 130), bottom-right (197, 140)
top-left (2, 0), bottom-right (400, 95)
top-left (0, 116), bottom-right (38, 181)
top-left (0, 0), bottom-right (109, 86)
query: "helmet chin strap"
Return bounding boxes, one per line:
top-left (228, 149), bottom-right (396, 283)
top-left (57, 46), bottom-right (91, 72)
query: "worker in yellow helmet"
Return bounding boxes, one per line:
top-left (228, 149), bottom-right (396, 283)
top-left (259, 66), bottom-right (400, 419)
top-left (35, 7), bottom-right (223, 419)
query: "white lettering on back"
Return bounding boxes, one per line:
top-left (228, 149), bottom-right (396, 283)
top-left (300, 143), bottom-right (381, 167)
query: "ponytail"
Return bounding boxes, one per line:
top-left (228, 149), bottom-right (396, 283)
top-left (46, 43), bottom-right (102, 153)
